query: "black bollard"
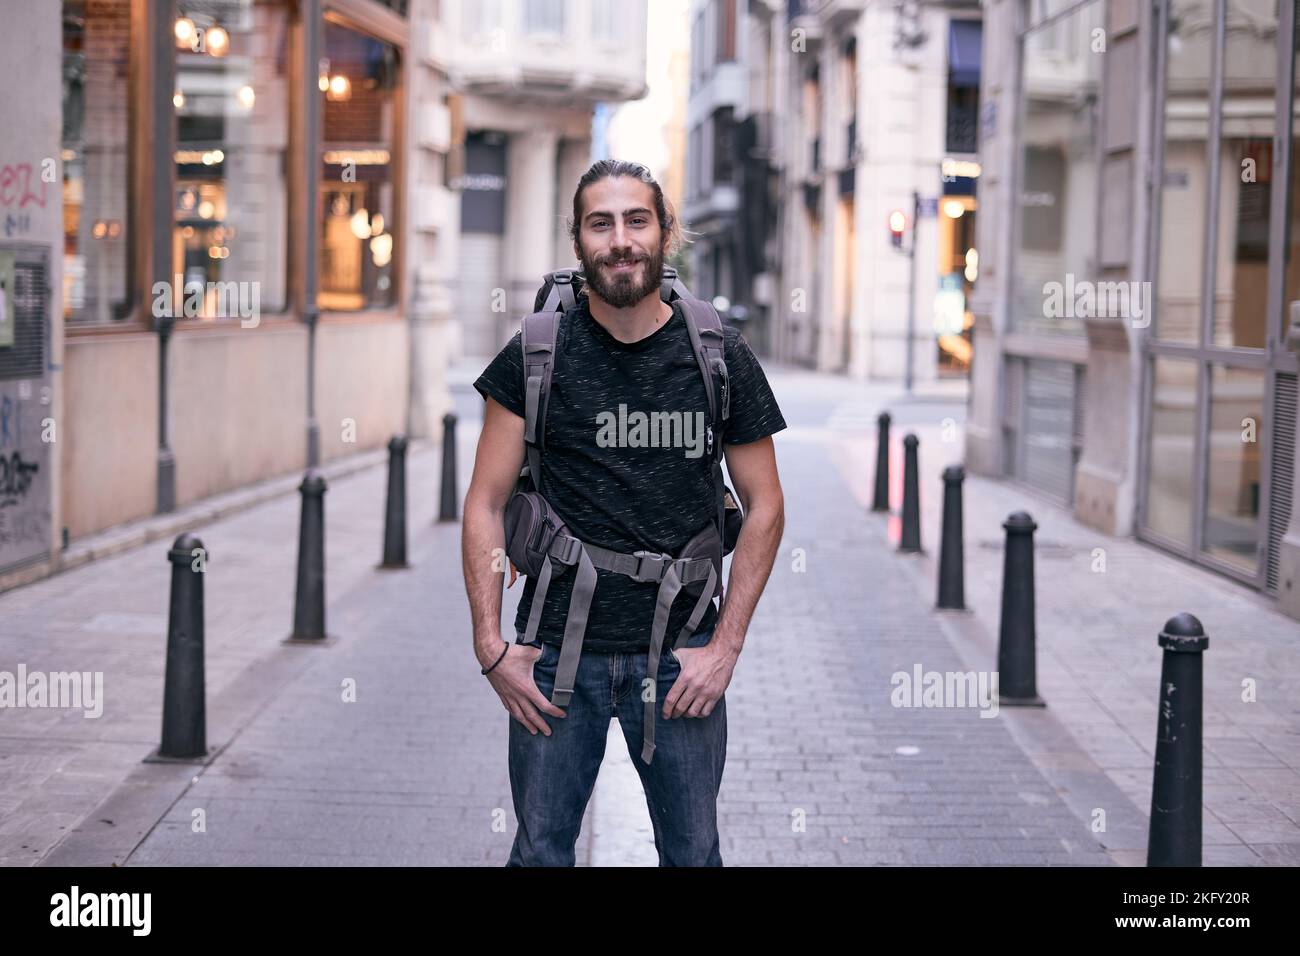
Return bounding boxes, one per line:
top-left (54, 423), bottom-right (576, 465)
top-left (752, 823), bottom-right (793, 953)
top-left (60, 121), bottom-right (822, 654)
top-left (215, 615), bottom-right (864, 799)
top-left (936, 465), bottom-right (965, 609)
top-left (898, 433), bottom-right (921, 552)
top-left (1147, 613), bottom-right (1208, 867)
top-left (157, 533), bottom-right (208, 760)
top-left (871, 412), bottom-right (891, 512)
top-left (997, 511), bottom-right (1045, 706)
top-left (288, 469), bottom-right (329, 643)
top-left (439, 412), bottom-right (459, 523)
top-left (380, 434), bottom-right (409, 569)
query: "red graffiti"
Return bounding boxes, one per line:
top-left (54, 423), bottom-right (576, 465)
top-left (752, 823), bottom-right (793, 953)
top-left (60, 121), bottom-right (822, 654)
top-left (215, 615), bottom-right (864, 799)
top-left (0, 163), bottom-right (48, 209)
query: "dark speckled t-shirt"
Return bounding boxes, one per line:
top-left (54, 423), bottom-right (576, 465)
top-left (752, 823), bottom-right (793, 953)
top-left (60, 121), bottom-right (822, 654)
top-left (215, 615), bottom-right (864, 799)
top-left (473, 296), bottom-right (786, 653)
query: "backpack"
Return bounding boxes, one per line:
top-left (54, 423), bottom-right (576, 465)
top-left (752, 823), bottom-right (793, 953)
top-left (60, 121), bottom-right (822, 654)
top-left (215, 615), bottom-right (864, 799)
top-left (501, 266), bottom-right (743, 764)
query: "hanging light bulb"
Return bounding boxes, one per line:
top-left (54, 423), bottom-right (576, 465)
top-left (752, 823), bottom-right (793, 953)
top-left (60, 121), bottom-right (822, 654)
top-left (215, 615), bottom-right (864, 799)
top-left (328, 74), bottom-right (352, 101)
top-left (350, 209), bottom-right (371, 240)
top-left (207, 25), bottom-right (229, 57)
top-left (237, 85), bottom-right (255, 109)
top-left (175, 17), bottom-right (197, 47)
top-left (173, 90), bottom-right (185, 109)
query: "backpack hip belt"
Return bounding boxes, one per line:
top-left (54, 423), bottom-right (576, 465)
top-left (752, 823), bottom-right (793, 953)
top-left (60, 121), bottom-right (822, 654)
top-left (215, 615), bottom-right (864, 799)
top-left (520, 530), bottom-right (719, 764)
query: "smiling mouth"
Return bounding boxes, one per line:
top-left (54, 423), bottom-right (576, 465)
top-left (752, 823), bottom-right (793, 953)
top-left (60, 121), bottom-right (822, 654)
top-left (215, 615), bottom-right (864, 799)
top-left (606, 259), bottom-right (642, 272)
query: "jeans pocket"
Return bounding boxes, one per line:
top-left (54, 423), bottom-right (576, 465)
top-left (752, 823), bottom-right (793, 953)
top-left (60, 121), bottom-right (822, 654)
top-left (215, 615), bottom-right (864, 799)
top-left (666, 627), bottom-right (714, 667)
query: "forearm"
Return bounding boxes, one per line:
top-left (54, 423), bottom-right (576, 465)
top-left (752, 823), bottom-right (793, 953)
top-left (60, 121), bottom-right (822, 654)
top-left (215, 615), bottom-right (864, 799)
top-left (462, 496), bottom-right (508, 668)
top-left (712, 496), bottom-right (784, 658)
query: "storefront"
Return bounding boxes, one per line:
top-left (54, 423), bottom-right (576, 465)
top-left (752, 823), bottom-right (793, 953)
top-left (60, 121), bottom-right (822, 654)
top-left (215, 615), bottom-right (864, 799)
top-left (1138, 0), bottom-right (1299, 594)
top-left (969, 0), bottom-right (1300, 617)
top-left (0, 0), bottom-right (444, 585)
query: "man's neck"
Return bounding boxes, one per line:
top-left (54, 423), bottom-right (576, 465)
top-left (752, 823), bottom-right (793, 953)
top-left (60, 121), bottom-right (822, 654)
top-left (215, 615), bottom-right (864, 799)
top-left (586, 291), bottom-right (673, 344)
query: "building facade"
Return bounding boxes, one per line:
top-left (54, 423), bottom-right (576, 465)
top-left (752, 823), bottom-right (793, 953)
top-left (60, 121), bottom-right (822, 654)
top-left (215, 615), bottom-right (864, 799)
top-left (692, 0), bottom-right (983, 375)
top-left (444, 0), bottom-right (650, 359)
top-left (683, 0), bottom-right (782, 351)
top-left (968, 0), bottom-right (1300, 620)
top-left (0, 0), bottom-right (459, 592)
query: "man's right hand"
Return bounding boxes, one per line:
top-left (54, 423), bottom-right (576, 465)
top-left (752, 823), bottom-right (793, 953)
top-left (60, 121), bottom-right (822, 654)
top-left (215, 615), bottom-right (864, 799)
top-left (484, 644), bottom-right (567, 736)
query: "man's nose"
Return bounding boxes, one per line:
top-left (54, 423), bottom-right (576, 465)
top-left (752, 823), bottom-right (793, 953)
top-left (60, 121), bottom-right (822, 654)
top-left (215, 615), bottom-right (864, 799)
top-left (609, 223), bottom-right (633, 252)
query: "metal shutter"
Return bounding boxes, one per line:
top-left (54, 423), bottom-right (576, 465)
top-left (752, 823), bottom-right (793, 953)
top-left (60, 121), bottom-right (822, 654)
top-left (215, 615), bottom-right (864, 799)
top-left (1021, 358), bottom-right (1077, 504)
top-left (1266, 371), bottom-right (1297, 593)
top-left (455, 233), bottom-right (505, 359)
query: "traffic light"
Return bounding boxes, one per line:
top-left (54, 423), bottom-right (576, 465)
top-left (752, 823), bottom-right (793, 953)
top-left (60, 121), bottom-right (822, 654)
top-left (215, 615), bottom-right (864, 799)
top-left (888, 209), bottom-right (906, 248)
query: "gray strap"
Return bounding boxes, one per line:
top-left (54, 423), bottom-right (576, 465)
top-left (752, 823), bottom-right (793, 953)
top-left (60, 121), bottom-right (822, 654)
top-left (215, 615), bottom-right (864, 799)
top-left (672, 561), bottom-right (717, 651)
top-left (641, 562), bottom-right (685, 765)
top-left (557, 279), bottom-right (576, 311)
top-left (524, 374), bottom-right (542, 444)
top-left (551, 545), bottom-right (596, 708)
top-left (540, 273), bottom-right (577, 313)
top-left (523, 555), bottom-right (554, 645)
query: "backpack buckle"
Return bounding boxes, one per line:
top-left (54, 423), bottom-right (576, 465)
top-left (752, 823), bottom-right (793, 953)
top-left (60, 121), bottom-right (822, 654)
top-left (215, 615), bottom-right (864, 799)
top-left (550, 535), bottom-right (582, 567)
top-left (630, 551), bottom-right (672, 583)
top-left (552, 270), bottom-right (574, 285)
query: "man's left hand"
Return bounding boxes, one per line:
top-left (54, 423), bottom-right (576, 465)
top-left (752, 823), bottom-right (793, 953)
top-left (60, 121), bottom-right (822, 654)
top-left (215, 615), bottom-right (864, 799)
top-left (663, 644), bottom-right (737, 719)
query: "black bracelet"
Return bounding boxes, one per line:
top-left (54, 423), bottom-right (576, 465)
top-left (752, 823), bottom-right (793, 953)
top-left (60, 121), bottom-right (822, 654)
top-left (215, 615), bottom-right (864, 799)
top-left (481, 643), bottom-right (509, 676)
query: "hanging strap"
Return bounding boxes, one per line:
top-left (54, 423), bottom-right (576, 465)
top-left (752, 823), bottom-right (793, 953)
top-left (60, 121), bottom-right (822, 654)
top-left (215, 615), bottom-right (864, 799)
top-left (549, 545), bottom-right (596, 708)
top-left (640, 559), bottom-right (718, 764)
top-left (521, 311), bottom-right (559, 491)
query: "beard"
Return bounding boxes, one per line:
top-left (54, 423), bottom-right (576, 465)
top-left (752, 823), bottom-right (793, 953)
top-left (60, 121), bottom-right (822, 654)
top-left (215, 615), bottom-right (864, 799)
top-left (577, 241), bottom-right (664, 309)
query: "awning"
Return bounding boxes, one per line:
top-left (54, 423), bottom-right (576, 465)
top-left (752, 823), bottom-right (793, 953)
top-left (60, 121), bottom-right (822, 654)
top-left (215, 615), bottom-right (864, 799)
top-left (948, 20), bottom-right (983, 89)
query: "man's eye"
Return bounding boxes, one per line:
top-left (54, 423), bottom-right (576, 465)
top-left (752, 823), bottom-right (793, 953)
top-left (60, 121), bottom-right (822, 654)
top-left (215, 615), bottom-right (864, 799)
top-left (630, 218), bottom-right (647, 225)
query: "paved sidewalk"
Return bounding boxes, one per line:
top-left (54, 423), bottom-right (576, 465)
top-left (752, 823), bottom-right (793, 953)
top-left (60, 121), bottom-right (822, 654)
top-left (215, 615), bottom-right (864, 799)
top-left (4, 366), bottom-right (1121, 866)
top-left (826, 379), bottom-right (1300, 865)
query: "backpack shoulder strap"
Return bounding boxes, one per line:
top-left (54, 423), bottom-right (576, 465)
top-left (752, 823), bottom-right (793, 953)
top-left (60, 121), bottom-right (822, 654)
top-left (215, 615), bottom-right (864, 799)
top-left (520, 309), bottom-right (562, 490)
top-left (660, 266), bottom-right (691, 305)
top-left (537, 269), bottom-right (580, 313)
top-left (677, 297), bottom-right (729, 436)
top-left (677, 297), bottom-right (731, 552)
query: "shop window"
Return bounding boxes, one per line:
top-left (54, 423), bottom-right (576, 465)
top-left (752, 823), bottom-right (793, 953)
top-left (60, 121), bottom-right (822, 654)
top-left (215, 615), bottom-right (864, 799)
top-left (173, 0), bottom-right (290, 319)
top-left (62, 0), bottom-right (132, 326)
top-left (318, 21), bottom-right (400, 312)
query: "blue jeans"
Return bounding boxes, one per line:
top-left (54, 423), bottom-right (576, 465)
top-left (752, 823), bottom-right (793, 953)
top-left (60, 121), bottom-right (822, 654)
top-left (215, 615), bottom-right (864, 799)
top-left (506, 625), bottom-right (727, 866)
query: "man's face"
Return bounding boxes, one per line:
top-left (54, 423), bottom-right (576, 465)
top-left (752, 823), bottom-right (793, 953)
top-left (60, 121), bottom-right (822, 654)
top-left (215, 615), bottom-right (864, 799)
top-left (573, 176), bottom-right (666, 309)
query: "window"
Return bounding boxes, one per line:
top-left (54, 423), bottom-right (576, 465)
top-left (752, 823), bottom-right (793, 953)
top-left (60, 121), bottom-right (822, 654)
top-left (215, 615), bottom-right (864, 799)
top-left (318, 21), bottom-right (400, 312)
top-left (591, 0), bottom-right (620, 43)
top-left (462, 0), bottom-right (502, 37)
top-left (715, 0), bottom-right (735, 63)
top-left (173, 0), bottom-right (290, 319)
top-left (524, 0), bottom-right (564, 35)
top-left (62, 0), bottom-right (132, 326)
top-left (1010, 0), bottom-right (1103, 335)
top-left (712, 107), bottom-right (735, 186)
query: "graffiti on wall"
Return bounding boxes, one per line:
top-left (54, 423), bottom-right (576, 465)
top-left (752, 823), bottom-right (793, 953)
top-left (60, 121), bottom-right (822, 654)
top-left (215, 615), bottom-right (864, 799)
top-left (0, 385), bottom-right (50, 568)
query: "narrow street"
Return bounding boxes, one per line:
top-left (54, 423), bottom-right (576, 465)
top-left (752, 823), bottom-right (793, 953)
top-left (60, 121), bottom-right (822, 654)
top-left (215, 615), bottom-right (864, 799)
top-left (14, 364), bottom-right (1295, 866)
